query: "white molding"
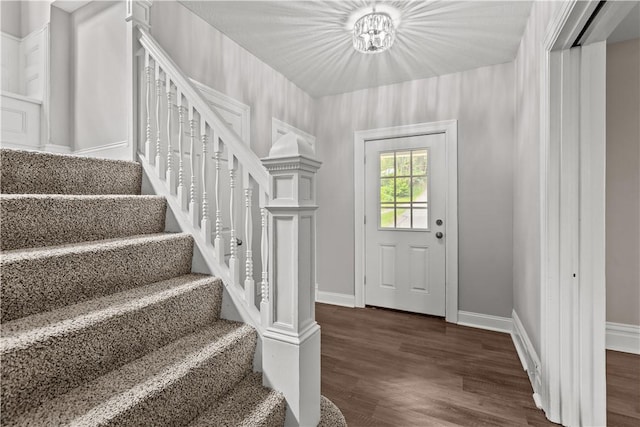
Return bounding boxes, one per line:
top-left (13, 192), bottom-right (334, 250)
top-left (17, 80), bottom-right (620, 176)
top-left (580, 2), bottom-right (638, 46)
top-left (43, 143), bottom-right (72, 154)
top-left (578, 41), bottom-right (607, 426)
top-left (272, 117), bottom-right (315, 152)
top-left (0, 31), bottom-right (22, 42)
top-left (457, 311), bottom-right (511, 334)
top-left (511, 310), bottom-right (542, 405)
top-left (0, 141), bottom-right (71, 154)
top-left (353, 120), bottom-right (458, 323)
top-left (539, 2), bottom-right (625, 423)
top-left (0, 91), bottom-right (42, 105)
top-left (189, 78), bottom-right (250, 147)
top-left (606, 322), bottom-right (640, 355)
top-left (74, 140), bottom-right (129, 159)
top-left (315, 287), bottom-right (355, 308)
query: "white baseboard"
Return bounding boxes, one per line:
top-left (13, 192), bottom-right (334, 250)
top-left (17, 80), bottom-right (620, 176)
top-left (315, 286), bottom-right (355, 307)
top-left (511, 310), bottom-right (542, 398)
top-left (44, 143), bottom-right (72, 154)
top-left (606, 322), bottom-right (640, 354)
top-left (74, 140), bottom-right (129, 160)
top-left (457, 311), bottom-right (512, 333)
top-left (1, 141), bottom-right (71, 154)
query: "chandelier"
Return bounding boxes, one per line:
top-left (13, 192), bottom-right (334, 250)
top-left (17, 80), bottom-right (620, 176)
top-left (352, 10), bottom-right (396, 54)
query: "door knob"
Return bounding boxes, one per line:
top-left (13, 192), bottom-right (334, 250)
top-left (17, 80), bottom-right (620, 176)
top-left (435, 232), bottom-right (443, 239)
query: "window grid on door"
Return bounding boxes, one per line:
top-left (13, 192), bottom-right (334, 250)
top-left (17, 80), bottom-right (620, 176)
top-left (379, 149), bottom-right (429, 230)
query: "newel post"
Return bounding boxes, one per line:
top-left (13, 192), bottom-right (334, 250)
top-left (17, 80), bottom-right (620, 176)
top-left (261, 133), bottom-right (321, 426)
top-left (125, 0), bottom-right (152, 160)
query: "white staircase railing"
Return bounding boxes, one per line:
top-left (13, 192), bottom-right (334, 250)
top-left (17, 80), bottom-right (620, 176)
top-left (135, 25), bottom-right (321, 426)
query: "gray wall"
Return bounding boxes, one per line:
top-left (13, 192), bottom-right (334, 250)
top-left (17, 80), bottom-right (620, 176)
top-left (50, 6), bottom-right (71, 147)
top-left (149, 0), bottom-right (316, 158)
top-left (314, 62), bottom-right (516, 318)
top-left (606, 38), bottom-right (640, 326)
top-left (21, 1), bottom-right (50, 37)
top-left (0, 0), bottom-right (49, 38)
top-left (513, 0), bottom-right (561, 353)
top-left (71, 1), bottom-right (127, 153)
top-left (1, 1), bottom-right (21, 37)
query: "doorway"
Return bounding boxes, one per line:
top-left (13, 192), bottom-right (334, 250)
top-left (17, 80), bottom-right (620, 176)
top-left (540, 2), bottom-right (638, 425)
top-left (364, 134), bottom-right (446, 315)
top-left (354, 120), bottom-right (458, 323)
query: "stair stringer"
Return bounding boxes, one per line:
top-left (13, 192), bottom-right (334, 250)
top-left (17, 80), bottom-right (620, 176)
top-left (139, 154), bottom-right (264, 372)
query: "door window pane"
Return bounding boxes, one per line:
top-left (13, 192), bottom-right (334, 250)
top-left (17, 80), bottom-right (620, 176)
top-left (380, 153), bottom-right (395, 177)
top-left (380, 178), bottom-right (394, 203)
top-left (396, 151), bottom-right (411, 176)
top-left (412, 177), bottom-right (427, 202)
top-left (380, 206), bottom-right (394, 228)
top-left (378, 148), bottom-right (430, 230)
top-left (395, 178), bottom-right (411, 202)
top-left (412, 207), bottom-right (429, 229)
top-left (412, 150), bottom-right (428, 175)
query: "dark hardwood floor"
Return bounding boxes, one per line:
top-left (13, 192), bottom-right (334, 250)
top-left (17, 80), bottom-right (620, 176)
top-left (317, 303), bottom-right (640, 427)
top-left (608, 350), bottom-right (640, 426)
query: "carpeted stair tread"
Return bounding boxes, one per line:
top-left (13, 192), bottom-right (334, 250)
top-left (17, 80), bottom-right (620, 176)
top-left (0, 148), bottom-right (142, 195)
top-left (1, 274), bottom-right (223, 419)
top-left (189, 372), bottom-right (286, 427)
top-left (3, 321), bottom-right (257, 427)
top-left (0, 194), bottom-right (167, 250)
top-left (1, 233), bottom-right (194, 322)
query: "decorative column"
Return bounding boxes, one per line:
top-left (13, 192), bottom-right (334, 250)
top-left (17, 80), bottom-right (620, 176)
top-left (176, 94), bottom-right (188, 211)
top-left (188, 107), bottom-right (199, 225)
top-left (261, 132), bottom-right (321, 427)
top-left (165, 76), bottom-right (176, 194)
top-left (154, 61), bottom-right (165, 177)
top-left (125, 0), bottom-right (152, 160)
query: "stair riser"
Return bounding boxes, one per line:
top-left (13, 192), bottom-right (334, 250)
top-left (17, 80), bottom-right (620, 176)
top-left (1, 282), bottom-right (222, 419)
top-left (108, 331), bottom-right (257, 427)
top-left (1, 236), bottom-right (194, 322)
top-left (0, 196), bottom-right (167, 250)
top-left (0, 149), bottom-right (142, 195)
top-left (189, 373), bottom-right (286, 427)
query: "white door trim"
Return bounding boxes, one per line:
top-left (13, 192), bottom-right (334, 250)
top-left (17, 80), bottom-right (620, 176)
top-left (189, 78), bottom-right (251, 147)
top-left (540, 2), bottom-right (635, 425)
top-left (354, 120), bottom-right (458, 323)
top-left (272, 117), bottom-right (316, 152)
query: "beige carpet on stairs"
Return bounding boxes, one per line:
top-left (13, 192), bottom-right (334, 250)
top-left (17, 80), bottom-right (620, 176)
top-left (0, 148), bottom-right (345, 427)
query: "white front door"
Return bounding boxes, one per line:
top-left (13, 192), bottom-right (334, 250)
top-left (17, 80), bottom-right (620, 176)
top-left (364, 133), bottom-right (447, 316)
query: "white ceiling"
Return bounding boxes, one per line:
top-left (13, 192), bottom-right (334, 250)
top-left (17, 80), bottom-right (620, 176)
top-left (179, 1), bottom-right (534, 97)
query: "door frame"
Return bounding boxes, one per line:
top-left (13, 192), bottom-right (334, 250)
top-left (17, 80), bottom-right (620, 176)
top-left (354, 120), bottom-right (458, 323)
top-left (540, 2), bottom-right (635, 425)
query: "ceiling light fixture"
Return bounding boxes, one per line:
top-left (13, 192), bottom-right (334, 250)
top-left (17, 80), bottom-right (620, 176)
top-left (352, 8), bottom-right (395, 54)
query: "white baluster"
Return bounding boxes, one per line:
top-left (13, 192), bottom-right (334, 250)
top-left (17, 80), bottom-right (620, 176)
top-left (244, 176), bottom-right (254, 307)
top-left (213, 139), bottom-right (224, 262)
top-left (229, 155), bottom-right (239, 285)
top-left (176, 92), bottom-right (188, 211)
top-left (165, 76), bottom-right (176, 194)
top-left (189, 107), bottom-right (199, 226)
top-left (144, 52), bottom-right (152, 159)
top-left (155, 62), bottom-right (165, 178)
top-left (201, 120), bottom-right (212, 245)
top-left (260, 197), bottom-right (270, 326)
